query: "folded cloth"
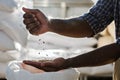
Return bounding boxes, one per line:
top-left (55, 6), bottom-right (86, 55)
top-left (6, 61), bottom-right (79, 80)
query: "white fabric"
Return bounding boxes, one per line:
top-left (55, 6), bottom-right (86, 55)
top-left (6, 61), bottom-right (79, 80)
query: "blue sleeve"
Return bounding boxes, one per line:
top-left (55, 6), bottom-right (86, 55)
top-left (117, 38), bottom-right (120, 45)
top-left (80, 0), bottom-right (114, 34)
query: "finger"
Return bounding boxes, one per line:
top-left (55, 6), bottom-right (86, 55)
top-left (41, 61), bottom-right (56, 68)
top-left (23, 18), bottom-right (38, 25)
top-left (42, 67), bottom-right (58, 72)
top-left (26, 21), bottom-right (40, 30)
top-left (21, 63), bottom-right (45, 73)
top-left (29, 26), bottom-right (41, 35)
top-left (22, 7), bottom-right (40, 14)
top-left (41, 63), bottom-right (63, 72)
top-left (23, 60), bottom-right (42, 69)
top-left (23, 13), bottom-right (35, 18)
top-left (22, 7), bottom-right (31, 13)
top-left (22, 60), bottom-right (56, 71)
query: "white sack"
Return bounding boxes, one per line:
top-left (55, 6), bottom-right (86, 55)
top-left (0, 0), bottom-right (33, 49)
top-left (0, 0), bottom-right (17, 12)
top-left (0, 50), bottom-right (20, 78)
top-left (6, 61), bottom-right (79, 80)
top-left (77, 64), bottom-right (113, 76)
top-left (0, 31), bottom-right (15, 51)
top-left (0, 16), bottom-right (28, 47)
top-left (0, 51), bottom-right (20, 63)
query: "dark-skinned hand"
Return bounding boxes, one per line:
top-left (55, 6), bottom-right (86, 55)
top-left (23, 57), bottom-right (68, 72)
top-left (23, 7), bottom-right (49, 35)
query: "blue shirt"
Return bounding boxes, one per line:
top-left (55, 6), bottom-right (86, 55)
top-left (81, 0), bottom-right (120, 45)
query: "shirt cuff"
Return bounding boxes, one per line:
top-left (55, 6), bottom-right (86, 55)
top-left (116, 38), bottom-right (120, 45)
top-left (80, 13), bottom-right (104, 35)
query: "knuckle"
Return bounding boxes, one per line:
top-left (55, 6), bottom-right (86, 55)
top-left (30, 31), bottom-right (38, 35)
top-left (26, 26), bottom-right (30, 30)
top-left (29, 31), bottom-right (34, 34)
top-left (23, 13), bottom-right (34, 18)
top-left (23, 13), bottom-right (27, 18)
top-left (35, 9), bottom-right (40, 12)
top-left (23, 19), bottom-right (28, 25)
top-left (23, 13), bottom-right (29, 18)
top-left (23, 20), bottom-right (26, 24)
top-left (23, 14), bottom-right (25, 18)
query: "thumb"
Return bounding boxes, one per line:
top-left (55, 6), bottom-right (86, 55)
top-left (22, 7), bottom-right (38, 14)
top-left (22, 7), bottom-right (31, 13)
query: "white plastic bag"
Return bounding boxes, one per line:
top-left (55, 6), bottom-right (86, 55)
top-left (6, 61), bottom-right (79, 80)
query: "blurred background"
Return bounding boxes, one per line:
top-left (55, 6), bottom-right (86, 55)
top-left (0, 0), bottom-right (115, 80)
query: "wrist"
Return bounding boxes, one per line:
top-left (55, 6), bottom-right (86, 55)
top-left (47, 18), bottom-right (53, 32)
top-left (62, 58), bottom-right (72, 69)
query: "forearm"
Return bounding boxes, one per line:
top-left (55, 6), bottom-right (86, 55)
top-left (48, 18), bottom-right (94, 38)
top-left (64, 43), bottom-right (120, 68)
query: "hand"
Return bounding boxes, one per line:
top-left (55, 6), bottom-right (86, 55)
top-left (23, 57), bottom-right (67, 72)
top-left (22, 7), bottom-right (49, 35)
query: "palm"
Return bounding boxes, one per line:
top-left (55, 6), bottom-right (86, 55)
top-left (23, 58), bottom-right (66, 72)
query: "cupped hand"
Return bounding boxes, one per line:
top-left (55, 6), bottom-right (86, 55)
top-left (21, 63), bottom-right (45, 73)
top-left (23, 57), bottom-right (67, 72)
top-left (22, 7), bottom-right (49, 35)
